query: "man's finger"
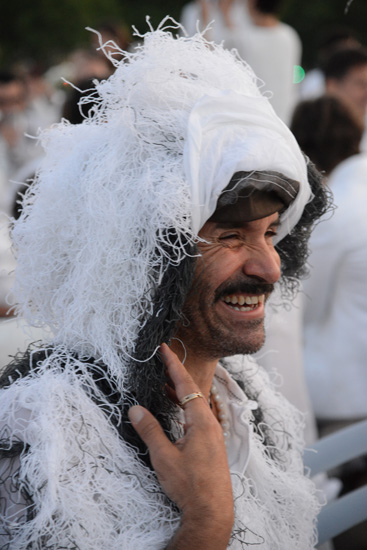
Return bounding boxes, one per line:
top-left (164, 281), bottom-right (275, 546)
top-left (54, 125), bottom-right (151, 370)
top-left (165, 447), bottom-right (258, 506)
top-left (161, 343), bottom-right (206, 403)
top-left (128, 405), bottom-right (175, 456)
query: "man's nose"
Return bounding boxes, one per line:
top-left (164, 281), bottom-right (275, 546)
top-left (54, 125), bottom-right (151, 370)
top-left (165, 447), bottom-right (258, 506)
top-left (241, 245), bottom-right (281, 284)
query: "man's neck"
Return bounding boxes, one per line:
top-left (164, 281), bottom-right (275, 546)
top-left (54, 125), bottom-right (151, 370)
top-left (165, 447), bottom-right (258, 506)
top-left (169, 340), bottom-right (219, 400)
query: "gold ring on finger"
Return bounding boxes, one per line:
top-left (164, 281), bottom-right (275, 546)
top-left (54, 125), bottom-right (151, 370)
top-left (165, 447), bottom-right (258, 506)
top-left (179, 392), bottom-right (205, 409)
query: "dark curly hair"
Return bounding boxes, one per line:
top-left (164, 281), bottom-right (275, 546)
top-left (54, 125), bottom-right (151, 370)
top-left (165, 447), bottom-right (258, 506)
top-left (276, 160), bottom-right (333, 291)
top-left (322, 46), bottom-right (367, 81)
top-left (253, 0), bottom-right (284, 15)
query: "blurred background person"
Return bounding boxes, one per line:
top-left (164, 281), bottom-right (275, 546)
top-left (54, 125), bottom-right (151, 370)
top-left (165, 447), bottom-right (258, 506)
top-left (0, 71), bottom-right (41, 184)
top-left (300, 26), bottom-right (361, 100)
top-left (291, 94), bottom-right (367, 439)
top-left (91, 19), bottom-right (131, 64)
top-left (322, 46), bottom-right (367, 152)
top-left (254, 285), bottom-right (319, 446)
top-left (0, 65), bottom-right (65, 366)
top-left (224, 0), bottom-right (302, 125)
top-left (0, 67), bottom-right (61, 218)
top-left (0, 20), bottom-right (129, 370)
top-left (0, 67), bottom-right (61, 307)
top-left (180, 0), bottom-right (250, 42)
top-left (0, 71), bottom-right (41, 329)
top-left (291, 89), bottom-right (367, 550)
top-left (45, 47), bottom-right (112, 97)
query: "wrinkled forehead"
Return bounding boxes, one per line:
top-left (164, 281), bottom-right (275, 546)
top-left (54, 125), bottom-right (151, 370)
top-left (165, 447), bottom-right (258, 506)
top-left (209, 171), bottom-right (300, 225)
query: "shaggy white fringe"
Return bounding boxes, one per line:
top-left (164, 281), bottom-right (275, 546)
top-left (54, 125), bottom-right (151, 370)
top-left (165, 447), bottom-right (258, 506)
top-left (228, 355), bottom-right (320, 548)
top-left (0, 353), bottom-right (319, 549)
top-left (0, 356), bottom-right (179, 549)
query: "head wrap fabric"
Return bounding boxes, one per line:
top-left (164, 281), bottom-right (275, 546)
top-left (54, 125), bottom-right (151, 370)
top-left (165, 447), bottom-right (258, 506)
top-left (209, 171), bottom-right (299, 223)
top-left (184, 92), bottom-right (310, 239)
top-left (11, 19), bottom-right (310, 380)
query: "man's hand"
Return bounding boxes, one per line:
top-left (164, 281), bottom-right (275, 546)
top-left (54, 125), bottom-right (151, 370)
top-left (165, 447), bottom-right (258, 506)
top-left (128, 343), bottom-right (234, 549)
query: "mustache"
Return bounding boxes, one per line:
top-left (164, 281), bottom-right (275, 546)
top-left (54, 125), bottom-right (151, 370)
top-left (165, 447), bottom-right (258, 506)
top-left (214, 280), bottom-right (274, 302)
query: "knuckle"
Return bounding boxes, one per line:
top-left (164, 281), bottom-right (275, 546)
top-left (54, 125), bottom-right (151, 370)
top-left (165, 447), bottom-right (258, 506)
top-left (139, 418), bottom-right (159, 441)
top-left (205, 418), bottom-right (226, 441)
top-left (193, 412), bottom-right (219, 434)
top-left (178, 370), bottom-right (194, 386)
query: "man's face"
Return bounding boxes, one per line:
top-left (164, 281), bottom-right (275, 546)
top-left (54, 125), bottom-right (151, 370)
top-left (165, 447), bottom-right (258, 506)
top-left (0, 81), bottom-right (27, 117)
top-left (327, 64), bottom-right (367, 122)
top-left (174, 212), bottom-right (281, 361)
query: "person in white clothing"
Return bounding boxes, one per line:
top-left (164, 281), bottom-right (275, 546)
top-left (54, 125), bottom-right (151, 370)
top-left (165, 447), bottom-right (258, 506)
top-left (0, 21), bottom-right (330, 549)
top-left (291, 94), bottom-right (367, 426)
top-left (180, 0), bottom-right (250, 43)
top-left (225, 0), bottom-right (302, 125)
top-left (254, 286), bottom-right (318, 445)
top-left (304, 155), bottom-right (367, 422)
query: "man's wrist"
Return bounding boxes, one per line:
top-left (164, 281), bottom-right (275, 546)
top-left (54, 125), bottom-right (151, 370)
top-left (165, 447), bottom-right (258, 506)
top-left (166, 513), bottom-right (233, 550)
top-left (164, 506), bottom-right (233, 550)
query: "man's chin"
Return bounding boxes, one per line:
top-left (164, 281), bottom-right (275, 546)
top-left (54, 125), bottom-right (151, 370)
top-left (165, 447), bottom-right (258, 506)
top-left (228, 340), bottom-right (265, 357)
top-left (210, 331), bottom-right (266, 359)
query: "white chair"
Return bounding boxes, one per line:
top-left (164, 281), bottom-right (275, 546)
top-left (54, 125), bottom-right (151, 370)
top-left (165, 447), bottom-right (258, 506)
top-left (303, 420), bottom-right (367, 546)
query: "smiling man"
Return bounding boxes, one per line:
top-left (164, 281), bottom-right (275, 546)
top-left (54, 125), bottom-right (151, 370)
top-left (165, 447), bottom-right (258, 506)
top-left (173, 192), bottom-right (282, 363)
top-left (0, 21), bottom-right (329, 550)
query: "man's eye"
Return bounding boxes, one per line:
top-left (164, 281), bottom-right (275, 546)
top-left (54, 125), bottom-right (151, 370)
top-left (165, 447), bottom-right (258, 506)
top-left (218, 234), bottom-right (242, 248)
top-left (219, 234), bottom-right (239, 241)
top-left (266, 229), bottom-right (277, 238)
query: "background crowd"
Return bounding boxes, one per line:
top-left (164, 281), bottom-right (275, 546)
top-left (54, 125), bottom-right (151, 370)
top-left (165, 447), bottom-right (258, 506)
top-left (0, 1), bottom-right (366, 548)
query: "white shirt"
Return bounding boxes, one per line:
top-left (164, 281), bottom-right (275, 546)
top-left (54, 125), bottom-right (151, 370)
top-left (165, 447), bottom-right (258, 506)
top-left (255, 287), bottom-right (318, 445)
top-left (177, 362), bottom-right (257, 473)
top-left (180, 1), bottom-right (250, 43)
top-left (303, 154), bottom-right (367, 419)
top-left (226, 22), bottom-right (302, 125)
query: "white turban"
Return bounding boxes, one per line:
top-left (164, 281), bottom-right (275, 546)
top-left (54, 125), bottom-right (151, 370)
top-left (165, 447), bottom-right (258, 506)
top-left (185, 92), bottom-right (310, 242)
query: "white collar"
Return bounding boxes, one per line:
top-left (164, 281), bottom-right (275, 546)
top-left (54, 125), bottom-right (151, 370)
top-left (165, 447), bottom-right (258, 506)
top-left (214, 363), bottom-right (258, 475)
top-left (176, 362), bottom-right (258, 475)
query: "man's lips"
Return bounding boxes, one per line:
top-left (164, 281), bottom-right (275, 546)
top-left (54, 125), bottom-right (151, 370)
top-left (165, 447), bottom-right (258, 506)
top-left (221, 293), bottom-right (265, 312)
top-left (214, 281), bottom-right (273, 312)
top-left (215, 281), bottom-right (274, 302)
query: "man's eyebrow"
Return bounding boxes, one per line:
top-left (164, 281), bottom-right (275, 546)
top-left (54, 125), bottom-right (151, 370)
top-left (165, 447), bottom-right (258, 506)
top-left (268, 218), bottom-right (281, 227)
top-left (214, 221), bottom-right (247, 229)
top-left (214, 217), bottom-right (281, 230)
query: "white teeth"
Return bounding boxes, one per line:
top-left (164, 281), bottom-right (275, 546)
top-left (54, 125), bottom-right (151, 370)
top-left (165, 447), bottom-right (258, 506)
top-left (222, 294), bottom-right (266, 307)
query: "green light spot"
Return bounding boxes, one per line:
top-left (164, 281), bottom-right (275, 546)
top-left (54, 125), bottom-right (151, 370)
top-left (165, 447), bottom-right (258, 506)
top-left (293, 65), bottom-right (305, 84)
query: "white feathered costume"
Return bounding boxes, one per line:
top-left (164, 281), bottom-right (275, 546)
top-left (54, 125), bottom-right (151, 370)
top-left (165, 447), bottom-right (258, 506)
top-left (0, 19), bottom-right (321, 549)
